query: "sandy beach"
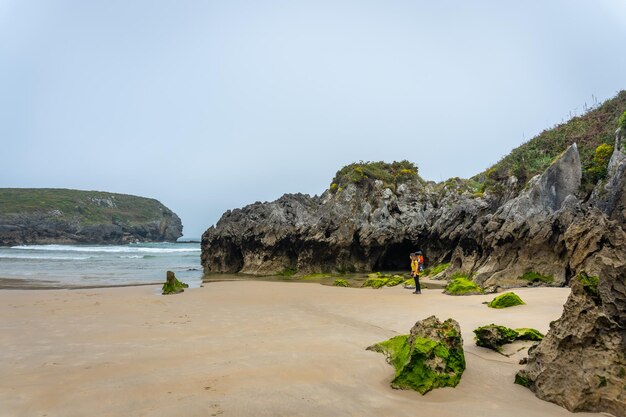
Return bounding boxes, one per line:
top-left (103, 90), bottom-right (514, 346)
top-left (0, 281), bottom-right (604, 417)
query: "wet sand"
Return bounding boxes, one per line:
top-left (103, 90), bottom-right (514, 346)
top-left (0, 281), bottom-right (603, 417)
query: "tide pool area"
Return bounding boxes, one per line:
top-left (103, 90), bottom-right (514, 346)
top-left (0, 242), bottom-right (203, 288)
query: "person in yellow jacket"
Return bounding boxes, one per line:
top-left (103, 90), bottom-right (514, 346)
top-left (410, 252), bottom-right (422, 294)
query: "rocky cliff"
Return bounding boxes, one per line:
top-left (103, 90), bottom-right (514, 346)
top-left (201, 99), bottom-right (626, 415)
top-left (512, 128), bottom-right (626, 415)
top-left (0, 189), bottom-right (183, 245)
top-left (202, 94), bottom-right (626, 284)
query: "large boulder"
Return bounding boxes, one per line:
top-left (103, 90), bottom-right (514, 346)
top-left (367, 316), bottom-right (465, 394)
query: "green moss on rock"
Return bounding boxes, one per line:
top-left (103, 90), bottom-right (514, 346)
top-left (518, 271), bottom-right (554, 284)
top-left (277, 267), bottom-right (297, 277)
top-left (578, 272), bottom-right (600, 298)
top-left (423, 262), bottom-right (450, 277)
top-left (444, 275), bottom-right (484, 295)
top-left (514, 328), bottom-right (544, 341)
top-left (473, 324), bottom-right (519, 351)
top-left (487, 292), bottom-right (525, 308)
top-left (514, 372), bottom-right (532, 388)
top-left (333, 279), bottom-right (349, 287)
top-left (367, 316), bottom-right (465, 395)
top-left (162, 271), bottom-right (189, 295)
top-left (386, 275), bottom-right (405, 287)
top-left (363, 277), bottom-right (389, 288)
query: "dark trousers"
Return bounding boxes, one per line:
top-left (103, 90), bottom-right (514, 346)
top-left (413, 275), bottom-right (421, 292)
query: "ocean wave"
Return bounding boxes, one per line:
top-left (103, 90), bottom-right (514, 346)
top-left (10, 244), bottom-right (200, 254)
top-left (0, 253), bottom-right (91, 261)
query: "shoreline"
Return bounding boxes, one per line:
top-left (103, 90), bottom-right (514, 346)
top-left (0, 272), bottom-right (451, 290)
top-left (0, 277), bottom-right (161, 290)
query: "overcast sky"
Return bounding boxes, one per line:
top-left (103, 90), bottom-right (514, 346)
top-left (1, 1), bottom-right (625, 238)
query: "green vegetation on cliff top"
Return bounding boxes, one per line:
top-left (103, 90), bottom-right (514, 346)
top-left (0, 188), bottom-right (173, 226)
top-left (330, 160), bottom-right (418, 192)
top-left (327, 93), bottom-right (625, 197)
top-left (474, 91), bottom-right (626, 195)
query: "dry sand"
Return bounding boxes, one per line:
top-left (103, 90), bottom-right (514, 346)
top-left (0, 281), bottom-right (604, 417)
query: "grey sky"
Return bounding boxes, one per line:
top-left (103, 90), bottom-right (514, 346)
top-left (1, 1), bottom-right (625, 238)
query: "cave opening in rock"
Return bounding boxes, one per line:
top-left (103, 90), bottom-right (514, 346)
top-left (375, 240), bottom-right (421, 271)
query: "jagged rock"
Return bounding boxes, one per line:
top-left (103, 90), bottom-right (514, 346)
top-left (468, 144), bottom-right (582, 288)
top-left (162, 271), bottom-right (189, 295)
top-left (516, 209), bottom-right (626, 416)
top-left (201, 143), bottom-right (584, 288)
top-left (367, 316), bottom-right (465, 394)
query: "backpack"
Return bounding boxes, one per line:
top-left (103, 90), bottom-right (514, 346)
top-left (418, 255), bottom-right (425, 272)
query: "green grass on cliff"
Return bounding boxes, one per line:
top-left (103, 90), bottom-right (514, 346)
top-left (474, 91), bottom-right (626, 196)
top-left (0, 188), bottom-right (171, 225)
top-left (330, 160), bottom-right (418, 192)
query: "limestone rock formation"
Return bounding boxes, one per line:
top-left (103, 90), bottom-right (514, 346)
top-left (0, 189), bottom-right (183, 245)
top-left (507, 128), bottom-right (626, 416)
top-left (367, 316), bottom-right (465, 394)
top-left (202, 142), bottom-right (583, 283)
top-left (516, 211), bottom-right (626, 415)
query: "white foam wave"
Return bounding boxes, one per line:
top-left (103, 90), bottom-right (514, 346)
top-left (0, 253), bottom-right (91, 260)
top-left (10, 244), bottom-right (200, 254)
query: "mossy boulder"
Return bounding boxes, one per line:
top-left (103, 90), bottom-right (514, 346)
top-left (362, 273), bottom-right (404, 288)
top-left (162, 271), bottom-right (189, 295)
top-left (333, 279), bottom-right (349, 287)
top-left (362, 277), bottom-right (388, 288)
top-left (474, 324), bottom-right (519, 351)
top-left (474, 324), bottom-right (544, 352)
top-left (443, 276), bottom-right (484, 295)
top-left (423, 262), bottom-right (450, 277)
top-left (367, 316), bottom-right (465, 394)
top-left (385, 275), bottom-right (405, 287)
top-left (487, 292), bottom-right (525, 308)
top-left (514, 328), bottom-right (544, 341)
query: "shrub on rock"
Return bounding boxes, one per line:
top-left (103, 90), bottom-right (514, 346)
top-left (333, 279), bottom-right (349, 287)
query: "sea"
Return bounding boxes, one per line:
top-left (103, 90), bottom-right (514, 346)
top-left (0, 241), bottom-right (203, 288)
